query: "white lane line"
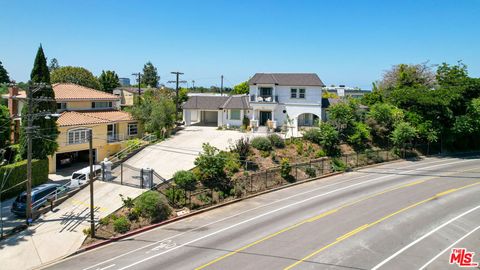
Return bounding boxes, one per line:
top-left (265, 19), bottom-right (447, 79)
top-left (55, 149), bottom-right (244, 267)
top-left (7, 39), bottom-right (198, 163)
top-left (116, 159), bottom-right (479, 270)
top-left (371, 204), bottom-right (480, 270)
top-left (96, 264), bottom-right (115, 270)
top-left (418, 224), bottom-right (480, 270)
top-left (79, 158), bottom-right (473, 270)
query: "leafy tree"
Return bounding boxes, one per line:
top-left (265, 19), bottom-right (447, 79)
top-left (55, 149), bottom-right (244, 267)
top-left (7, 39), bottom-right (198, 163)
top-left (141, 61), bottom-right (159, 88)
top-left (327, 101), bottom-right (357, 140)
top-left (20, 45), bottom-right (59, 159)
top-left (194, 143), bottom-right (230, 191)
top-left (175, 87), bottom-right (189, 105)
top-left (48, 58), bottom-right (60, 72)
top-left (51, 66), bottom-right (101, 89)
top-left (129, 89), bottom-right (175, 138)
top-left (322, 91), bottom-right (339, 99)
top-left (0, 105), bottom-right (11, 148)
top-left (390, 122), bottom-right (417, 151)
top-left (173, 170), bottom-right (197, 192)
top-left (378, 63), bottom-right (436, 92)
top-left (453, 98), bottom-right (480, 135)
top-left (366, 103), bottom-right (403, 145)
top-left (0, 60), bottom-right (10, 83)
top-left (232, 81), bottom-right (249, 95)
top-left (347, 122), bottom-right (371, 150)
top-left (98, 70), bottom-right (120, 93)
top-left (436, 62), bottom-right (468, 87)
top-left (303, 123), bottom-right (339, 156)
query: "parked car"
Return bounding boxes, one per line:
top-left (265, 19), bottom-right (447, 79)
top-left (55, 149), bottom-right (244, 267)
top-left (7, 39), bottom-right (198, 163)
top-left (68, 165), bottom-right (102, 188)
top-left (11, 183), bottom-right (65, 217)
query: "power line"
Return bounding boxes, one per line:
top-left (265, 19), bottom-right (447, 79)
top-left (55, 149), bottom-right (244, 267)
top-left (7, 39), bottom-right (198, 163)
top-left (167, 72), bottom-right (186, 122)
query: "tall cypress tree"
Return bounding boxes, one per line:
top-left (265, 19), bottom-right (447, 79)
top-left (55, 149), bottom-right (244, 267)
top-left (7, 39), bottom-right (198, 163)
top-left (20, 45), bottom-right (59, 160)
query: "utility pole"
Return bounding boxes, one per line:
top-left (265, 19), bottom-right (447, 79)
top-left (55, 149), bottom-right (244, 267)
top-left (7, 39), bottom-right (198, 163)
top-left (88, 129), bottom-right (95, 238)
top-left (25, 85), bottom-right (34, 225)
top-left (132, 73), bottom-right (142, 96)
top-left (192, 80), bottom-right (195, 91)
top-left (220, 75), bottom-right (224, 96)
top-left (168, 72), bottom-right (185, 122)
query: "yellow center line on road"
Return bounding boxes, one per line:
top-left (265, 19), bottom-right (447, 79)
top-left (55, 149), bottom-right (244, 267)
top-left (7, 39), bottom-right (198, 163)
top-left (283, 181), bottom-right (480, 270)
top-left (194, 178), bottom-right (432, 270)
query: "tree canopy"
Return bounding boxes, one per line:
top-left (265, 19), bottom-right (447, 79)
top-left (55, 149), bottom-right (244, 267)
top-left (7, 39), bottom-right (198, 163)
top-left (48, 58), bottom-right (60, 72)
top-left (232, 81), bottom-right (249, 95)
top-left (98, 70), bottom-right (120, 93)
top-left (0, 60), bottom-right (10, 83)
top-left (51, 66), bottom-right (101, 89)
top-left (141, 62), bottom-right (159, 88)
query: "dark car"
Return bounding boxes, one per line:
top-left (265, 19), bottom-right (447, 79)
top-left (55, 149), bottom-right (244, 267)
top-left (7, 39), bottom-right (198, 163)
top-left (11, 183), bottom-right (63, 217)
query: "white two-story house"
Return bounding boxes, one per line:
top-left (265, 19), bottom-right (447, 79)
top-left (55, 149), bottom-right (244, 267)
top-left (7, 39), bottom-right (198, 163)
top-left (248, 73), bottom-right (325, 135)
top-left (182, 73), bottom-right (325, 136)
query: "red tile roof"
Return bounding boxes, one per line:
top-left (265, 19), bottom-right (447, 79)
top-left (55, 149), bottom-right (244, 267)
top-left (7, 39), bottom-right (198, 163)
top-left (57, 110), bottom-right (134, 127)
top-left (52, 83), bottom-right (119, 101)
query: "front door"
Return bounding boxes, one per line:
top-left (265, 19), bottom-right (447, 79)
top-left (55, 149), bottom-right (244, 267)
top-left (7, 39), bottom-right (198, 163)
top-left (259, 111), bottom-right (272, 126)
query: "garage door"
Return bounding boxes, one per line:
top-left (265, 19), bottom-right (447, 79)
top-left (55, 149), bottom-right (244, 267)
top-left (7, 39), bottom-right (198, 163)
top-left (203, 111), bottom-right (218, 124)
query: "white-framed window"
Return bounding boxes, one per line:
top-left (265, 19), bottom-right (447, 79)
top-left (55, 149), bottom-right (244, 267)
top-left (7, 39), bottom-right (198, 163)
top-left (299, 88), bottom-right (306, 98)
top-left (57, 102), bottom-right (67, 110)
top-left (229, 109), bottom-right (241, 120)
top-left (291, 88), bottom-right (297, 98)
top-left (92, 101), bottom-right (113, 109)
top-left (128, 123), bottom-right (138, 136)
top-left (67, 128), bottom-right (90, 145)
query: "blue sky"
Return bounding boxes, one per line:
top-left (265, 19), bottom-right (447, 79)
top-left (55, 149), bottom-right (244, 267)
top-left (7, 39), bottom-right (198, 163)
top-left (0, 0), bottom-right (479, 89)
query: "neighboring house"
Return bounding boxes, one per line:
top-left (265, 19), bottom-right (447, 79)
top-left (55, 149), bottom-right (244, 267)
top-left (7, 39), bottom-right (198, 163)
top-left (118, 77), bottom-right (131, 86)
top-left (113, 87), bottom-right (148, 107)
top-left (323, 85), bottom-right (370, 99)
top-left (182, 94), bottom-right (250, 127)
top-left (4, 83), bottom-right (141, 173)
top-left (183, 73), bottom-right (326, 136)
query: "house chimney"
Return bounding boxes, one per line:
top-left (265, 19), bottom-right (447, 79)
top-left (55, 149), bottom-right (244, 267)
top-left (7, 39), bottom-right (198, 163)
top-left (8, 85), bottom-right (19, 143)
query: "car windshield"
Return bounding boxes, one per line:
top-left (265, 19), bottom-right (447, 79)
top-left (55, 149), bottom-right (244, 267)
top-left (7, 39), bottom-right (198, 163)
top-left (72, 173), bottom-right (86, 180)
top-left (17, 195), bottom-right (27, 203)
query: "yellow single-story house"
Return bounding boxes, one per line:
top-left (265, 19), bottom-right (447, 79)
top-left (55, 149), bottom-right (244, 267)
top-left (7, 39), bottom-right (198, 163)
top-left (5, 83), bottom-right (141, 173)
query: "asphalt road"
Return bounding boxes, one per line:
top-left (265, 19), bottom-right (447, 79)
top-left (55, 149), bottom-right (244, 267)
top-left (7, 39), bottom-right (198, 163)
top-left (43, 156), bottom-right (480, 270)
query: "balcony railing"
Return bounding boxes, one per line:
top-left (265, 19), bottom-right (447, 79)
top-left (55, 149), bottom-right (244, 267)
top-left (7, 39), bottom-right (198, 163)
top-left (250, 95), bottom-right (278, 103)
top-left (107, 133), bottom-right (125, 143)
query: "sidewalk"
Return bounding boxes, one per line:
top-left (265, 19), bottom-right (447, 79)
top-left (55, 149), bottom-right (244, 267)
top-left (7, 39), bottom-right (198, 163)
top-left (0, 180), bottom-right (143, 270)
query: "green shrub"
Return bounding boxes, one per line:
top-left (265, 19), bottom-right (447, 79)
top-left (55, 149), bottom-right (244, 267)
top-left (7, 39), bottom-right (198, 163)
top-left (251, 137), bottom-right (272, 151)
top-left (280, 158), bottom-right (293, 182)
top-left (165, 187), bottom-right (186, 205)
top-left (242, 116), bottom-right (250, 129)
top-left (220, 152), bottom-right (241, 177)
top-left (305, 167), bottom-right (316, 178)
top-left (128, 208), bottom-right (140, 221)
top-left (303, 123), bottom-right (340, 156)
top-left (82, 227), bottom-right (91, 236)
top-left (268, 134), bottom-right (285, 148)
top-left (230, 137), bottom-right (251, 161)
top-left (295, 140), bottom-right (304, 155)
top-left (173, 170), bottom-right (197, 192)
top-left (260, 150), bottom-right (270, 158)
top-left (113, 216), bottom-right (131, 234)
top-left (134, 191), bottom-right (172, 222)
top-left (271, 151), bottom-right (277, 163)
top-left (331, 158), bottom-right (347, 172)
top-left (0, 159), bottom-right (48, 199)
top-left (119, 194), bottom-right (134, 209)
top-left (99, 216), bottom-right (110, 225)
top-left (315, 149), bottom-right (326, 158)
top-left (194, 143), bottom-right (230, 192)
top-left (197, 193), bottom-right (212, 204)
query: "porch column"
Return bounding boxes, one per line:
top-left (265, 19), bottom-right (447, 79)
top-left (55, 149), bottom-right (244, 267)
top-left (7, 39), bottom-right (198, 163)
top-left (252, 109), bottom-right (256, 120)
top-left (271, 110), bottom-right (275, 121)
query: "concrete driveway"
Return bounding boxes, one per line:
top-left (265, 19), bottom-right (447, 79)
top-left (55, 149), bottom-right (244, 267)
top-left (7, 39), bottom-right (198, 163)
top-left (124, 126), bottom-right (255, 179)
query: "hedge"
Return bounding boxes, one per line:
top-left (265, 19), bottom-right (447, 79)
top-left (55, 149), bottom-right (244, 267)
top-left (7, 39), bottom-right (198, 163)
top-left (0, 159), bottom-right (49, 200)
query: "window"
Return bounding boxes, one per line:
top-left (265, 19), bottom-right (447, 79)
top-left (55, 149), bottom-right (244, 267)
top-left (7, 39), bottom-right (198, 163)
top-left (67, 129), bottom-right (90, 144)
top-left (128, 123), bottom-right (138, 136)
top-left (57, 103), bottom-right (67, 110)
top-left (299, 89), bottom-right (306, 98)
top-left (92, 101), bottom-right (113, 109)
top-left (259, 87), bottom-right (272, 97)
top-left (229, 109), bottom-right (241, 120)
top-left (291, 89), bottom-right (297, 98)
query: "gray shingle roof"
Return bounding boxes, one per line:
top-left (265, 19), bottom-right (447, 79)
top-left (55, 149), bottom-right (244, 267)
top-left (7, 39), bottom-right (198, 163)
top-left (182, 95), bottom-right (250, 110)
top-left (248, 73), bottom-right (325, 87)
top-left (221, 95), bottom-right (250, 109)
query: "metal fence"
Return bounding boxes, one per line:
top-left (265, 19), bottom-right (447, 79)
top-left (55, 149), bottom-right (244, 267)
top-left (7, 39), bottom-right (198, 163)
top-left (163, 148), bottom-right (402, 210)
